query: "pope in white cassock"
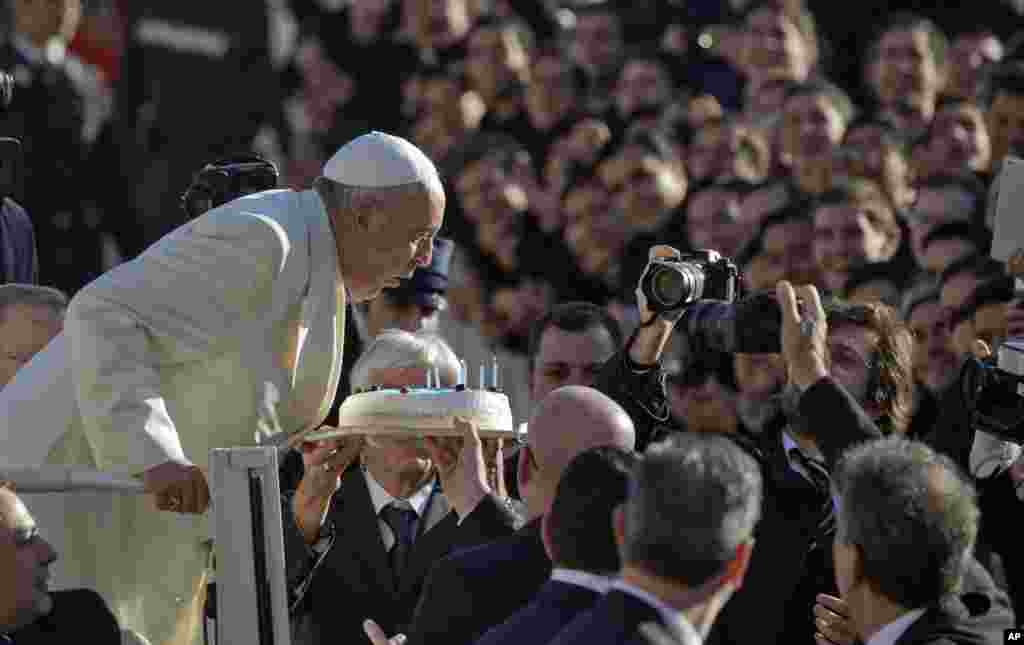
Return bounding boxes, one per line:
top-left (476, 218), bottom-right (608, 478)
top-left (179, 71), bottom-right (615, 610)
top-left (0, 132), bottom-right (446, 645)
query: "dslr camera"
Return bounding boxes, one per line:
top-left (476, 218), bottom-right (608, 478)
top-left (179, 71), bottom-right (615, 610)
top-left (180, 155), bottom-right (279, 221)
top-left (641, 249), bottom-right (782, 355)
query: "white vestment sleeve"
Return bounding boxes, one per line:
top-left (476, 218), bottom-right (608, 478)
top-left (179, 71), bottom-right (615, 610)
top-left (66, 212), bottom-right (293, 474)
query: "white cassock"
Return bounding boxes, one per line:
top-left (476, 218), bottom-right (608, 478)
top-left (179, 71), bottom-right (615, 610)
top-left (0, 188), bottom-right (346, 645)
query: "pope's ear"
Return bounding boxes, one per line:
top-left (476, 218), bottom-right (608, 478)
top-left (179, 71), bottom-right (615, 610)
top-left (351, 190), bottom-right (385, 233)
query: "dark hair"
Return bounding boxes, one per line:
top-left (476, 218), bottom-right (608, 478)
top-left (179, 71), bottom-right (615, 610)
top-left (785, 79), bottom-right (857, 125)
top-left (901, 284), bottom-right (941, 321)
top-left (987, 60), bottom-right (1024, 103)
top-left (528, 302), bottom-right (624, 366)
top-left (623, 434), bottom-right (762, 586)
top-left (914, 171), bottom-right (988, 226)
top-left (824, 299), bottom-right (916, 434)
top-left (938, 252), bottom-right (1004, 286)
top-left (547, 447), bottom-right (638, 574)
top-left (834, 437), bottom-right (978, 608)
top-left (920, 220), bottom-right (990, 255)
top-left (872, 13), bottom-right (949, 69)
top-left (951, 275), bottom-right (1015, 327)
top-left (736, 203), bottom-right (812, 268)
top-left (843, 261), bottom-right (908, 305)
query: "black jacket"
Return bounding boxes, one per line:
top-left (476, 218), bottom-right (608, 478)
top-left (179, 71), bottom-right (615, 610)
top-left (4, 589), bottom-right (120, 644)
top-left (404, 518), bottom-right (550, 645)
top-left (547, 589), bottom-right (676, 645)
top-left (282, 463), bottom-right (519, 645)
top-left (473, 579), bottom-right (602, 645)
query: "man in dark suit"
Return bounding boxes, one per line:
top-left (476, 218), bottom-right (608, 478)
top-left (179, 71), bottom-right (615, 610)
top-left (0, 0), bottom-right (105, 294)
top-left (388, 385), bottom-right (637, 645)
top-left (824, 437), bottom-right (1014, 645)
top-left (474, 446), bottom-right (637, 645)
top-left (0, 199), bottom-right (37, 285)
top-left (550, 433), bottom-right (762, 645)
top-left (0, 482), bottom-right (119, 644)
top-left (283, 331), bottom-right (519, 645)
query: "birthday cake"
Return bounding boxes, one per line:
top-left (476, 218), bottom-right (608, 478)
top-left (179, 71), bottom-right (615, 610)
top-left (306, 386), bottom-right (516, 440)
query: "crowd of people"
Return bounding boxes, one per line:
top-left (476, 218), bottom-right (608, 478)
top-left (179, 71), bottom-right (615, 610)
top-left (0, 0), bottom-right (1024, 644)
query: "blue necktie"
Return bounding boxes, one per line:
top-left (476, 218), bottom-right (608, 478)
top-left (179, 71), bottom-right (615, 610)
top-left (381, 503), bottom-right (418, 584)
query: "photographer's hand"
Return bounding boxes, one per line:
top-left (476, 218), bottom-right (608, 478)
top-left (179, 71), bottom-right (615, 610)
top-left (777, 281), bottom-right (828, 390)
top-left (631, 245), bottom-right (686, 366)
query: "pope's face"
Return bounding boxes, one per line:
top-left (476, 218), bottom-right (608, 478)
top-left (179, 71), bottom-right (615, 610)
top-left (348, 187), bottom-right (445, 303)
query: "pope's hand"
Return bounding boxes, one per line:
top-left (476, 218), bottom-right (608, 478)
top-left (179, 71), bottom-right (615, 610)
top-left (143, 461), bottom-right (210, 514)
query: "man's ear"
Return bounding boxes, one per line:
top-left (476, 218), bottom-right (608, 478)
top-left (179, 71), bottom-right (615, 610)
top-left (612, 505), bottom-right (627, 551)
top-left (723, 539), bottom-right (755, 591)
top-left (517, 445), bottom-right (534, 490)
top-left (351, 190), bottom-right (384, 233)
top-left (541, 512), bottom-right (556, 562)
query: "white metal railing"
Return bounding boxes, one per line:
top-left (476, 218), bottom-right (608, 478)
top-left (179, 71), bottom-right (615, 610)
top-left (0, 449), bottom-right (292, 645)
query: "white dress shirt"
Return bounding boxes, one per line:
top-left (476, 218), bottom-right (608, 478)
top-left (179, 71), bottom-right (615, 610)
top-left (363, 466), bottom-right (435, 551)
top-left (866, 608), bottom-right (927, 645)
top-left (550, 568), bottom-right (613, 594)
top-left (611, 580), bottom-right (703, 645)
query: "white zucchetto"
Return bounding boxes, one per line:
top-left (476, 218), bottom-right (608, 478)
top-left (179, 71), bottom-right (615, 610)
top-left (322, 131), bottom-right (442, 189)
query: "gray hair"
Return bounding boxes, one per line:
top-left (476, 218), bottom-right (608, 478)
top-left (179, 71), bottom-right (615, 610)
top-left (313, 177), bottom-right (432, 217)
top-left (0, 284), bottom-right (67, 323)
top-left (623, 434), bottom-right (762, 587)
top-left (834, 437), bottom-right (979, 608)
top-left (349, 329), bottom-right (460, 392)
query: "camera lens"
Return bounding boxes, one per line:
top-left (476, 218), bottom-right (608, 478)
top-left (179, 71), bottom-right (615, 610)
top-left (649, 264), bottom-right (702, 307)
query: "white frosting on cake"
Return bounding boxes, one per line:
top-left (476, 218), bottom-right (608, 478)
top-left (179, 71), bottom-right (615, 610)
top-left (320, 387), bottom-right (515, 438)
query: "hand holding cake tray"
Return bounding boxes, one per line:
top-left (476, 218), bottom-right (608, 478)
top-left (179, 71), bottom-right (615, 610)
top-left (305, 358), bottom-right (517, 441)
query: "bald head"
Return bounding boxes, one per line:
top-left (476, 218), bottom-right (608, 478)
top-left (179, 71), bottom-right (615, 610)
top-left (527, 386), bottom-right (636, 490)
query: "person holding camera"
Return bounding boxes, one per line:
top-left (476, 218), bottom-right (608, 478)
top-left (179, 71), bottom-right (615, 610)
top-left (606, 243), bottom-right (916, 645)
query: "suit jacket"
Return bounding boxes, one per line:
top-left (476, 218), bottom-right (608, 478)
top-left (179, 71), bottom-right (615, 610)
top-left (283, 464), bottom-right (518, 645)
top-left (473, 579), bottom-right (601, 645)
top-left (5, 589), bottom-right (119, 644)
top-left (0, 198), bottom-right (37, 284)
top-left (548, 589), bottom-right (687, 645)
top-left (894, 587), bottom-right (1014, 645)
top-left (405, 517), bottom-right (551, 645)
top-left (0, 188), bottom-right (346, 645)
top-left (708, 377), bottom-right (882, 645)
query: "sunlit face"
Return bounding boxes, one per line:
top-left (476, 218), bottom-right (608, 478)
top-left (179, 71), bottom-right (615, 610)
top-left (531, 325), bottom-right (616, 402)
top-left (929, 103), bottom-right (991, 173)
top-left (571, 11), bottom-right (623, 73)
top-left (600, 150), bottom-right (686, 233)
top-left (615, 59), bottom-right (672, 117)
top-left (908, 186), bottom-right (976, 264)
top-left (782, 93), bottom-right (846, 161)
top-left (754, 218), bottom-right (817, 290)
top-left (0, 488), bottom-right (57, 632)
top-left (948, 33), bottom-right (1002, 100)
top-left (813, 204), bottom-right (892, 292)
top-left (744, 7), bottom-right (811, 82)
top-left (345, 188), bottom-right (445, 303)
top-left (686, 188), bottom-right (745, 258)
top-left (825, 324), bottom-right (879, 404)
top-left (466, 27), bottom-right (526, 102)
top-left (988, 91), bottom-right (1024, 162)
top-left (0, 304), bottom-right (62, 388)
top-left (908, 300), bottom-right (958, 393)
top-left (876, 28), bottom-right (942, 111)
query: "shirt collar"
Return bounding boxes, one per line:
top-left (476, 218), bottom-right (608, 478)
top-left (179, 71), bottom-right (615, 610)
top-left (611, 580), bottom-right (703, 645)
top-left (362, 465), bottom-right (434, 517)
top-left (550, 568), bottom-right (612, 594)
top-left (866, 608), bottom-right (927, 645)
